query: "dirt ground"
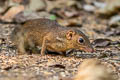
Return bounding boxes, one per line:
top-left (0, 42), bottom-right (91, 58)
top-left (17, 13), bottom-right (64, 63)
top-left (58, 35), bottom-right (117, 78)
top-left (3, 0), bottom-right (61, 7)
top-left (0, 0), bottom-right (120, 80)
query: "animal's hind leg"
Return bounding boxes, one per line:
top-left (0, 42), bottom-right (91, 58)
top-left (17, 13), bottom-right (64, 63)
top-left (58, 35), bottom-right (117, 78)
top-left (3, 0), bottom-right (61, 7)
top-left (17, 36), bottom-right (26, 54)
top-left (27, 39), bottom-right (39, 54)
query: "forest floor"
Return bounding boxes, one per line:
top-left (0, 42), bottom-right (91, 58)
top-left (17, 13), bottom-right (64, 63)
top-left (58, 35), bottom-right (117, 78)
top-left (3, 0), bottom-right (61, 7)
top-left (0, 0), bottom-right (119, 80)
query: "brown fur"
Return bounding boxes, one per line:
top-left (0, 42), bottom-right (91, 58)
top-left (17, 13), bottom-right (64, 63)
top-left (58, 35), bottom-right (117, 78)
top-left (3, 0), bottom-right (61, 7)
top-left (11, 18), bottom-right (94, 55)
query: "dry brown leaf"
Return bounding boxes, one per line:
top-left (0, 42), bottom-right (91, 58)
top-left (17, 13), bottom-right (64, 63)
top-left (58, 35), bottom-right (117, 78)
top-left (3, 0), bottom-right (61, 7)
top-left (1, 5), bottom-right (24, 22)
top-left (74, 59), bottom-right (115, 80)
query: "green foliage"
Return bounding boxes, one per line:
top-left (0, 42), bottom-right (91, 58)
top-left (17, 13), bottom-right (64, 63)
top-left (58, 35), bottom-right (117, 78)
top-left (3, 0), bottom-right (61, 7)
top-left (49, 15), bottom-right (57, 20)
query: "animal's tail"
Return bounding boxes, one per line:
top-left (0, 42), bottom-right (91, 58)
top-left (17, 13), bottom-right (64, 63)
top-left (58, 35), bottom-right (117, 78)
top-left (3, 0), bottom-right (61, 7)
top-left (10, 25), bottom-right (22, 43)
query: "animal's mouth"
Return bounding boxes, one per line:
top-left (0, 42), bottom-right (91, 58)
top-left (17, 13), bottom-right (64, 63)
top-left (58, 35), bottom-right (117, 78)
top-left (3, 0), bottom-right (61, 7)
top-left (80, 46), bottom-right (94, 53)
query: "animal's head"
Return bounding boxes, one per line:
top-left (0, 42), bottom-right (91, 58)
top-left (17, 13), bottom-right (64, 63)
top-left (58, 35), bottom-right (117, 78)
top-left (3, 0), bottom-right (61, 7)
top-left (66, 29), bottom-right (94, 52)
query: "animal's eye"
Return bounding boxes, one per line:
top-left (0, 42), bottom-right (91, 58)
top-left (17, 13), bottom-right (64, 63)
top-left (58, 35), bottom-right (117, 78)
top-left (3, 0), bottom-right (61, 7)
top-left (78, 37), bottom-right (84, 43)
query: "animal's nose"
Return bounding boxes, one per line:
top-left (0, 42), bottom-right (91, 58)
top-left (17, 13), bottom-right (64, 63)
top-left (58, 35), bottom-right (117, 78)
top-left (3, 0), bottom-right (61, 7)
top-left (85, 46), bottom-right (94, 53)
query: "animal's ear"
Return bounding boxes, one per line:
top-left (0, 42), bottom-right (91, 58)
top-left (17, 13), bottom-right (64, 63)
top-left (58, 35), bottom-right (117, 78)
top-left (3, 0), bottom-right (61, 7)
top-left (66, 30), bottom-right (75, 40)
